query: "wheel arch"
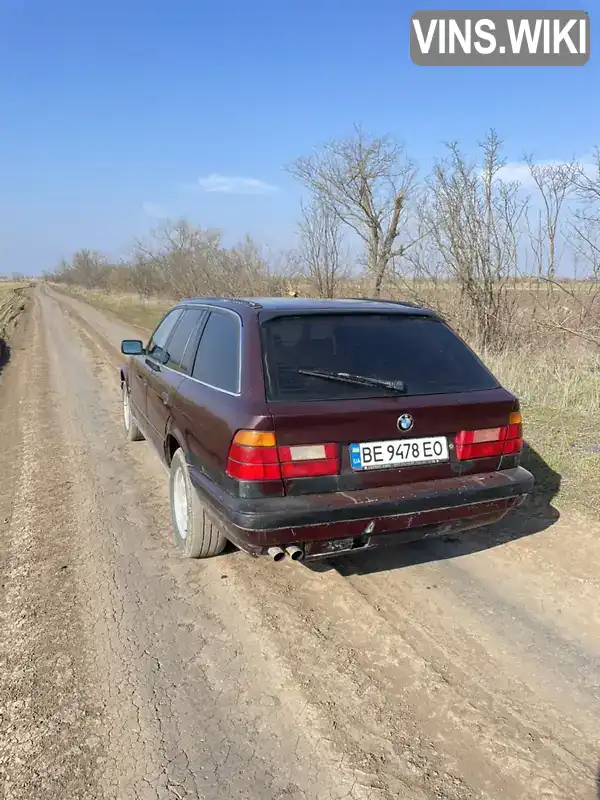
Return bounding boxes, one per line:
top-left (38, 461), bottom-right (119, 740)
top-left (165, 426), bottom-right (186, 467)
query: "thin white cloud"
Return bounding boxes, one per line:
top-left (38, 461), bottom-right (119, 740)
top-left (142, 202), bottom-right (169, 218)
top-left (196, 173), bottom-right (279, 195)
top-left (496, 158), bottom-right (596, 186)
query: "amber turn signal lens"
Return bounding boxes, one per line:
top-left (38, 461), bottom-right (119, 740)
top-left (232, 430), bottom-right (277, 448)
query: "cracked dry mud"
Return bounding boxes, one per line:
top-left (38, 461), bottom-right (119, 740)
top-left (0, 285), bottom-right (598, 800)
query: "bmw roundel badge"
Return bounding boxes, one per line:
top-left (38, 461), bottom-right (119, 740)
top-left (397, 413), bottom-right (414, 432)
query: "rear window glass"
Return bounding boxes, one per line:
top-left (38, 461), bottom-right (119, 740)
top-left (261, 313), bottom-right (499, 402)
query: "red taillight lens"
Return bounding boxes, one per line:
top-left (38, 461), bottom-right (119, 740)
top-left (504, 411), bottom-right (523, 456)
top-left (226, 460), bottom-right (282, 481)
top-left (226, 431), bottom-right (282, 481)
top-left (228, 442), bottom-right (280, 465)
top-left (502, 438), bottom-right (523, 454)
top-left (455, 438), bottom-right (505, 459)
top-left (455, 411), bottom-right (523, 460)
top-left (226, 433), bottom-right (340, 481)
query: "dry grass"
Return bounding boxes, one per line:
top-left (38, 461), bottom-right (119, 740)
top-left (485, 345), bottom-right (600, 513)
top-left (54, 285), bottom-right (170, 331)
top-left (0, 282), bottom-right (31, 340)
top-left (51, 282), bottom-right (600, 514)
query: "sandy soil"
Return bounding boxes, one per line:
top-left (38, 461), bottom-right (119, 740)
top-left (0, 285), bottom-right (598, 800)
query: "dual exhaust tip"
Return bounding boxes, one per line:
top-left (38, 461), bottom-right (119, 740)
top-left (267, 545), bottom-right (304, 562)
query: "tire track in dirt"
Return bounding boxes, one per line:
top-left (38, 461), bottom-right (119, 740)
top-left (0, 297), bottom-right (103, 800)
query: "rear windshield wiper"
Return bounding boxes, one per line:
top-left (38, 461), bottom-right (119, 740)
top-left (297, 369), bottom-right (406, 393)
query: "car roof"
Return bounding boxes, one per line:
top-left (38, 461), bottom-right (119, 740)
top-left (177, 296), bottom-right (437, 317)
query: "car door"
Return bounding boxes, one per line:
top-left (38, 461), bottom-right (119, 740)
top-left (171, 309), bottom-right (242, 484)
top-left (145, 308), bottom-right (208, 456)
top-left (140, 308), bottom-right (183, 441)
top-left (127, 351), bottom-right (148, 426)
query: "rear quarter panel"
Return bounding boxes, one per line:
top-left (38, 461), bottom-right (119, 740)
top-left (169, 310), bottom-right (273, 494)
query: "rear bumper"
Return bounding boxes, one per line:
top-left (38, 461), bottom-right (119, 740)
top-left (189, 466), bottom-right (534, 555)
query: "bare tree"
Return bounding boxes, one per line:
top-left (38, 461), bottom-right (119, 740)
top-left (71, 250), bottom-right (110, 289)
top-left (540, 149), bottom-right (600, 346)
top-left (288, 125), bottom-right (417, 297)
top-left (516, 151), bottom-right (600, 348)
top-left (296, 197), bottom-right (347, 298)
top-left (129, 220), bottom-right (273, 300)
top-left (574, 146), bottom-right (600, 211)
top-left (422, 130), bottom-right (527, 348)
top-left (227, 235), bottom-right (272, 296)
top-left (571, 148), bottom-right (600, 280)
top-left (525, 156), bottom-right (579, 280)
top-left (131, 221), bottom-right (222, 299)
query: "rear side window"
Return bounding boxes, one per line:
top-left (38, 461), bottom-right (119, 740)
top-left (180, 310), bottom-right (209, 373)
top-left (261, 313), bottom-right (499, 402)
top-left (164, 309), bottom-right (205, 371)
top-left (192, 311), bottom-right (241, 393)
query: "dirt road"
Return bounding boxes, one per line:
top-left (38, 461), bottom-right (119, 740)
top-left (1, 285), bottom-right (598, 800)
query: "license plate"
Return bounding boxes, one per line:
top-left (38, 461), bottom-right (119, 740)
top-left (349, 436), bottom-right (449, 470)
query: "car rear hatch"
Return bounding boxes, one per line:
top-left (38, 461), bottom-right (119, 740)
top-left (259, 310), bottom-right (522, 496)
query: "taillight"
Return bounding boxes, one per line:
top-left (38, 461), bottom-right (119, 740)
top-left (455, 411), bottom-right (523, 460)
top-left (226, 431), bottom-right (340, 481)
top-left (278, 443), bottom-right (339, 478)
top-left (226, 431), bottom-right (282, 481)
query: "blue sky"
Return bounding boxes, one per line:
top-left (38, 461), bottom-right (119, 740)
top-left (0, 0), bottom-right (597, 274)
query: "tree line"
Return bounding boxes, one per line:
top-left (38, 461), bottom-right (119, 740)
top-left (47, 127), bottom-right (600, 350)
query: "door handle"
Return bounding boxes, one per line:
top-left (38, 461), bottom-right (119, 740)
top-left (161, 392), bottom-right (169, 406)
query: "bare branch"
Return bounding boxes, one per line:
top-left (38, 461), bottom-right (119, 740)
top-left (295, 196), bottom-right (349, 298)
top-left (288, 125), bottom-right (417, 296)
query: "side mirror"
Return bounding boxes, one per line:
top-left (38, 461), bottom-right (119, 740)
top-left (121, 339), bottom-right (144, 356)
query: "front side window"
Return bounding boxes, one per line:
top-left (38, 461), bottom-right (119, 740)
top-left (192, 311), bottom-right (241, 393)
top-left (146, 309), bottom-right (183, 363)
top-left (164, 309), bottom-right (205, 371)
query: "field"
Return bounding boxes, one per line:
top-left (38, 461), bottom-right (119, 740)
top-left (51, 286), bottom-right (171, 331)
top-left (51, 281), bottom-right (600, 515)
top-left (0, 281), bottom-right (31, 345)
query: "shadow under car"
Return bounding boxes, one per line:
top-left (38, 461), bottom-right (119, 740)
top-left (305, 441), bottom-right (560, 576)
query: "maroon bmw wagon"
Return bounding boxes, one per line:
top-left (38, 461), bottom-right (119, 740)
top-left (120, 297), bottom-right (533, 562)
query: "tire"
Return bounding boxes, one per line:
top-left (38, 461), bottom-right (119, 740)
top-left (169, 448), bottom-right (227, 558)
top-left (122, 383), bottom-right (144, 441)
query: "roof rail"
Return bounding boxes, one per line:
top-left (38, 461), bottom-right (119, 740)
top-left (344, 296), bottom-right (424, 309)
top-left (179, 296), bottom-right (263, 309)
top-left (224, 297), bottom-right (263, 309)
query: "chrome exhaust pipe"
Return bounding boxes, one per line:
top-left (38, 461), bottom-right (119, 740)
top-left (267, 546), bottom-right (286, 562)
top-left (285, 545), bottom-right (304, 562)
